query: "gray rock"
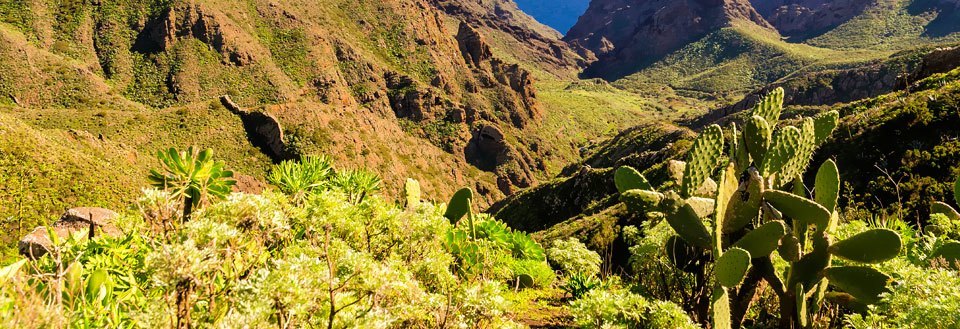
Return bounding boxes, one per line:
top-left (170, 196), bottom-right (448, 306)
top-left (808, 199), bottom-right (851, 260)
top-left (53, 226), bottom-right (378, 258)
top-left (18, 207), bottom-right (121, 259)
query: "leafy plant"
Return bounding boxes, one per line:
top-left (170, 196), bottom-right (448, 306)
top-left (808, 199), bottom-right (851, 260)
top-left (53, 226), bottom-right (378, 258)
top-left (148, 147), bottom-right (235, 221)
top-left (569, 288), bottom-right (698, 329)
top-left (546, 237), bottom-right (602, 277)
top-left (562, 272), bottom-right (602, 299)
top-left (330, 169), bottom-right (382, 204)
top-left (267, 155), bottom-right (333, 203)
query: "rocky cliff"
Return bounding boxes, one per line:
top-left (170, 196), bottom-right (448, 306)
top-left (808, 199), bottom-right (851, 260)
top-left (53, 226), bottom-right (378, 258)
top-left (565, 0), bottom-right (773, 79)
top-left (749, 0), bottom-right (872, 39)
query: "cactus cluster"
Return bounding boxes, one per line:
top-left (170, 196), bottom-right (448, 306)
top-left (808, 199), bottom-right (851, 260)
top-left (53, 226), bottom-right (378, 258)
top-left (616, 88), bottom-right (902, 328)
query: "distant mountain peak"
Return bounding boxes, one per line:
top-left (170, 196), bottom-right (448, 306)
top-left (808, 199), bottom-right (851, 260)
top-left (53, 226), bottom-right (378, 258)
top-left (565, 0), bottom-right (773, 79)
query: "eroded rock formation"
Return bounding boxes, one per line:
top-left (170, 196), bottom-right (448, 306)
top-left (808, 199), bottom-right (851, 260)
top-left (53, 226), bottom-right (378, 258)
top-left (19, 208), bottom-right (121, 259)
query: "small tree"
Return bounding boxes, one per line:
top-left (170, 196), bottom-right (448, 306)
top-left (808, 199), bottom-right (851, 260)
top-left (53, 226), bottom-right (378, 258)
top-left (148, 147), bottom-right (236, 222)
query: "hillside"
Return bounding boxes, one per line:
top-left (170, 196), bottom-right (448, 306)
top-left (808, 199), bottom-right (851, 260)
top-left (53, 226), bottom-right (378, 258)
top-left (0, 0), bottom-right (673, 245)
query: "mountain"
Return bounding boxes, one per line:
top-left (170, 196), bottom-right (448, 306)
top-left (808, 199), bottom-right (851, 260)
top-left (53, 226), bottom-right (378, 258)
top-left (565, 0), bottom-right (773, 80)
top-left (513, 0), bottom-right (591, 34)
top-left (568, 0), bottom-right (960, 99)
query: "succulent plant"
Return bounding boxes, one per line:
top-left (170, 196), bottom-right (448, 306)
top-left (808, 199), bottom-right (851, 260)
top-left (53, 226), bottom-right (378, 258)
top-left (615, 88), bottom-right (901, 328)
top-left (148, 147), bottom-right (236, 221)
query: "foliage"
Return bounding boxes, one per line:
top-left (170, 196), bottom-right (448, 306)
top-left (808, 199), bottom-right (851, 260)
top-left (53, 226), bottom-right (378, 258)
top-left (147, 147), bottom-right (236, 221)
top-left (569, 288), bottom-right (699, 329)
top-left (330, 169), bottom-right (382, 204)
top-left (267, 155), bottom-right (334, 203)
top-left (546, 237), bottom-right (602, 277)
top-left (0, 154), bottom-right (545, 328)
top-left (561, 272), bottom-right (602, 300)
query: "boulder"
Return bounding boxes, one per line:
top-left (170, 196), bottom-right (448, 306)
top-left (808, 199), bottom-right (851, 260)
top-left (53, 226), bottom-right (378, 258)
top-left (18, 207), bottom-right (121, 259)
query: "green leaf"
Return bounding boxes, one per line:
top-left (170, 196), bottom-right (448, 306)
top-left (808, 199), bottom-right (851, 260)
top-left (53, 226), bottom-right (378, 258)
top-left (715, 248), bottom-right (751, 288)
top-left (824, 266), bottom-right (891, 305)
top-left (828, 229), bottom-right (902, 263)
top-left (733, 221), bottom-right (787, 258)
top-left (615, 166), bottom-right (652, 193)
top-left (723, 168), bottom-right (763, 233)
top-left (928, 241), bottom-right (960, 268)
top-left (760, 126), bottom-right (801, 177)
top-left (0, 259), bottom-right (27, 285)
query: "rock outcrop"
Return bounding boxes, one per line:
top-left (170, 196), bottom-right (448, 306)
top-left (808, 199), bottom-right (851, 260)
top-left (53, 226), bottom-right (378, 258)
top-left (19, 208), bottom-right (121, 259)
top-left (221, 95), bottom-right (296, 162)
top-left (566, 0), bottom-right (774, 79)
top-left (430, 0), bottom-right (590, 74)
top-left (466, 124), bottom-right (538, 195)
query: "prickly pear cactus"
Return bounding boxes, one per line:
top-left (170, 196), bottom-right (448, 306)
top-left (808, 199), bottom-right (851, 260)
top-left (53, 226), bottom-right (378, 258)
top-left (613, 88), bottom-right (899, 328)
top-left (682, 125), bottom-right (724, 198)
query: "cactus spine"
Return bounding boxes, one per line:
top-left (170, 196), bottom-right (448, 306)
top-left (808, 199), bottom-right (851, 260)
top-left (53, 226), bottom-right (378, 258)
top-left (616, 87), bottom-right (901, 328)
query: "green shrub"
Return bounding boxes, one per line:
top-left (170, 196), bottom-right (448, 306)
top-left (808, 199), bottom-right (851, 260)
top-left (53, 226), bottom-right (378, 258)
top-left (330, 169), bottom-right (382, 204)
top-left (546, 237), bottom-right (602, 277)
top-left (570, 288), bottom-right (699, 329)
top-left (147, 147), bottom-right (236, 221)
top-left (561, 272), bottom-right (602, 299)
top-left (845, 259), bottom-right (960, 329)
top-left (267, 155), bottom-right (333, 203)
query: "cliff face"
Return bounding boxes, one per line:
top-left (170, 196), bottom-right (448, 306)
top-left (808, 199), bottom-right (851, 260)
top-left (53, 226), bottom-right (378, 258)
top-left (749, 0), bottom-right (873, 39)
top-left (429, 0), bottom-right (591, 76)
top-left (564, 0), bottom-right (773, 79)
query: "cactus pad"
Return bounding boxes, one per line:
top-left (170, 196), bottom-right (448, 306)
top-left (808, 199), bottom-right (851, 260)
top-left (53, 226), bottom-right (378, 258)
top-left (823, 266), bottom-right (891, 305)
top-left (752, 87), bottom-right (784, 126)
top-left (760, 126), bottom-right (801, 177)
top-left (668, 160), bottom-right (687, 186)
top-left (744, 115), bottom-right (772, 164)
top-left (715, 164), bottom-right (738, 242)
top-left (733, 221), bottom-right (787, 258)
top-left (723, 168), bottom-right (763, 233)
top-left (665, 202), bottom-right (714, 249)
top-left (615, 166), bottom-right (652, 193)
top-left (779, 118), bottom-right (817, 182)
top-left (813, 110), bottom-right (839, 145)
top-left (764, 190), bottom-right (831, 232)
top-left (931, 201), bottom-right (960, 221)
top-left (928, 241), bottom-right (960, 269)
top-left (712, 287), bottom-right (732, 329)
top-left (828, 229), bottom-right (902, 263)
top-left (443, 188), bottom-right (473, 223)
top-left (796, 283), bottom-right (808, 328)
top-left (814, 160), bottom-right (840, 212)
top-left (517, 274), bottom-right (535, 289)
top-left (404, 178), bottom-right (421, 209)
top-left (715, 248), bottom-right (751, 288)
top-left (779, 234), bottom-right (801, 262)
top-left (682, 125), bottom-right (725, 198)
top-left (621, 189), bottom-right (664, 213)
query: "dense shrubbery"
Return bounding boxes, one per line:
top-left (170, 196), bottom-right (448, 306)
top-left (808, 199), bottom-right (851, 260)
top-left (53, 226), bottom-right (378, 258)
top-left (0, 152), bottom-right (549, 328)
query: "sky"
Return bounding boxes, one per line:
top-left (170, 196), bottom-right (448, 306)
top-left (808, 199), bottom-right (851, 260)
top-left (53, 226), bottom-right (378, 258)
top-left (513, 0), bottom-right (591, 35)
